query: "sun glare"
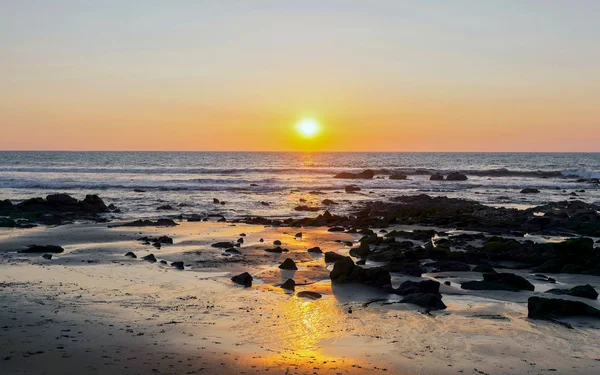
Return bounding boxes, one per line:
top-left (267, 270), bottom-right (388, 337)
top-left (297, 118), bottom-right (320, 137)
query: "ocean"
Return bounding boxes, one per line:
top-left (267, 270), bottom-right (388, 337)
top-left (0, 151), bottom-right (599, 220)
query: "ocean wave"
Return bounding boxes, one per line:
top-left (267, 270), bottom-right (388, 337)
top-left (561, 169), bottom-right (600, 180)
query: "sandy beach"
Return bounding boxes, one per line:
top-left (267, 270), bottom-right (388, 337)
top-left (2, 220), bottom-right (599, 375)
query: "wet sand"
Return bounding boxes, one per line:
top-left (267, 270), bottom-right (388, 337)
top-left (1, 221), bottom-right (600, 375)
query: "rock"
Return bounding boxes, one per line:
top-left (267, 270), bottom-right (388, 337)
top-left (152, 242), bottom-right (161, 249)
top-left (426, 260), bottom-right (471, 272)
top-left (547, 285), bottom-right (598, 300)
top-left (294, 205), bottom-right (320, 212)
top-left (296, 291), bottom-right (322, 300)
top-left (389, 174), bottom-right (408, 180)
top-left (231, 272), bottom-right (253, 287)
top-left (142, 254), bottom-right (157, 263)
top-left (46, 193), bottom-right (79, 207)
top-left (281, 279), bottom-right (296, 291)
top-left (446, 172), bottom-right (468, 181)
top-left (133, 189), bottom-right (146, 193)
top-left (295, 232), bottom-right (302, 238)
top-left (273, 240), bottom-right (282, 246)
top-left (81, 194), bottom-right (109, 213)
top-left (171, 261), bottom-right (184, 270)
top-left (462, 273), bottom-right (534, 292)
top-left (260, 201), bottom-right (270, 206)
top-left (327, 227), bottom-right (345, 232)
top-left (395, 280), bottom-right (440, 296)
top-left (521, 188), bottom-right (540, 194)
top-left (322, 199), bottom-right (338, 205)
top-left (344, 185), bottom-right (361, 193)
top-left (42, 254), bottom-right (53, 260)
top-left (307, 246), bottom-right (322, 253)
top-left (213, 198), bottom-right (220, 204)
top-left (324, 251), bottom-right (346, 263)
top-left (154, 236), bottom-right (173, 244)
top-left (237, 237), bottom-right (244, 243)
top-left (160, 260), bottom-right (167, 264)
top-left (444, 281), bottom-right (451, 286)
top-left (430, 173), bottom-right (444, 181)
top-left (125, 252), bottom-right (137, 258)
top-left (265, 246), bottom-right (288, 253)
top-left (386, 261), bottom-right (424, 277)
top-left (19, 245), bottom-right (64, 254)
top-left (211, 242), bottom-right (234, 248)
top-left (157, 205), bottom-right (174, 210)
top-left (348, 242), bottom-right (370, 258)
top-left (239, 233), bottom-right (246, 237)
top-left (528, 296), bottom-right (600, 320)
top-left (400, 293), bottom-right (447, 310)
top-left (334, 170), bottom-right (375, 179)
top-left (329, 256), bottom-right (391, 288)
top-left (278, 258), bottom-right (298, 270)
top-left (112, 219), bottom-right (178, 227)
top-left (472, 264), bottom-right (496, 273)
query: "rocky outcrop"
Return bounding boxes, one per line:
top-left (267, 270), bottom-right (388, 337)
top-left (334, 170), bottom-right (375, 179)
top-left (546, 285), bottom-right (598, 300)
top-left (528, 296), bottom-right (600, 320)
top-left (329, 256), bottom-right (391, 288)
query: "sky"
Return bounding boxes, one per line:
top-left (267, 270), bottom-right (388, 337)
top-left (1, 0), bottom-right (599, 152)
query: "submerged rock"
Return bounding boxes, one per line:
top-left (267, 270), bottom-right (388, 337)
top-left (211, 241), bottom-right (234, 248)
top-left (546, 285), bottom-right (598, 300)
top-left (389, 174), bottom-right (408, 180)
top-left (231, 272), bottom-right (253, 287)
top-left (344, 185), bottom-right (361, 193)
top-left (278, 258), bottom-right (298, 270)
top-left (334, 170), bottom-right (375, 179)
top-left (322, 199), bottom-right (338, 205)
top-left (430, 173), bottom-right (444, 181)
top-left (19, 245), bottom-right (64, 254)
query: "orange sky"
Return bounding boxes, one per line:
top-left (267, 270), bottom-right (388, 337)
top-left (1, 1), bottom-right (599, 151)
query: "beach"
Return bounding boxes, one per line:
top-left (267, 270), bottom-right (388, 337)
top-left (2, 217), bottom-right (600, 375)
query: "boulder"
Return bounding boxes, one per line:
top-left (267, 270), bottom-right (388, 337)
top-left (521, 188), bottom-right (540, 194)
top-left (19, 245), bottom-right (64, 254)
top-left (281, 279), bottom-right (296, 291)
top-left (125, 252), bottom-right (137, 258)
top-left (528, 296), bottom-right (600, 320)
top-left (389, 174), bottom-right (408, 180)
top-left (157, 205), bottom-right (174, 210)
top-left (307, 246), bottom-right (322, 253)
top-left (344, 185), bottom-right (361, 193)
top-left (430, 173), bottom-right (444, 181)
top-left (211, 242), bottom-right (234, 248)
top-left (334, 170), bottom-right (375, 179)
top-left (294, 205), bottom-right (320, 212)
top-left (329, 256), bottom-right (391, 288)
top-left (446, 172), bottom-right (468, 181)
top-left (327, 227), bottom-right (345, 232)
top-left (81, 194), bottom-right (109, 213)
top-left (322, 199), bottom-right (338, 205)
top-left (273, 240), bottom-right (282, 246)
top-left (400, 293), bottom-right (447, 310)
top-left (231, 272), bottom-right (253, 287)
top-left (171, 261), bottom-right (185, 270)
top-left (142, 254), bottom-right (157, 263)
top-left (265, 246), bottom-right (288, 253)
top-left (386, 261), bottom-right (424, 277)
top-left (46, 193), bottom-right (79, 207)
top-left (324, 251), bottom-right (346, 263)
top-left (546, 285), bottom-right (598, 300)
top-left (295, 232), bottom-right (302, 238)
top-left (279, 258), bottom-right (298, 270)
top-left (462, 272), bottom-right (534, 292)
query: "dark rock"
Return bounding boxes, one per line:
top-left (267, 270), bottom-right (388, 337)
top-left (296, 291), bottom-right (322, 300)
top-left (112, 219), bottom-right (178, 227)
top-left (295, 232), bottom-right (302, 238)
top-left (125, 252), bottom-right (137, 258)
top-left (279, 258), bottom-right (298, 270)
top-left (20, 245), bottom-right (64, 254)
top-left (389, 174), bottom-right (408, 180)
top-left (46, 193), bottom-right (79, 207)
top-left (400, 293), bottom-right (447, 310)
top-left (260, 201), bottom-right (270, 206)
top-left (322, 199), bottom-right (338, 205)
top-left (42, 254), bottom-right (53, 260)
top-left (446, 172), bottom-right (468, 181)
top-left (324, 251), bottom-right (346, 263)
top-left (157, 205), bottom-right (174, 210)
top-left (327, 227), bottom-right (345, 232)
top-left (334, 170), bottom-right (375, 179)
top-left (237, 237), bottom-right (244, 243)
top-left (154, 236), bottom-right (173, 244)
top-left (344, 185), bottom-right (361, 193)
top-left (329, 256), bottom-right (391, 288)
top-left (307, 246), bottom-right (322, 253)
top-left (444, 281), bottom-right (451, 286)
top-left (547, 285), bottom-right (598, 300)
top-left (273, 240), bottom-right (282, 246)
top-left (430, 173), bottom-right (444, 181)
top-left (211, 242), bottom-right (234, 248)
top-left (385, 229), bottom-right (436, 241)
top-left (395, 280), bottom-right (440, 296)
top-left (213, 198), bottom-right (220, 204)
top-left (386, 261), bottom-right (424, 277)
top-left (472, 264), bottom-right (496, 273)
top-left (521, 188), bottom-right (540, 194)
top-left (265, 246), bottom-right (288, 253)
top-left (133, 189), bottom-right (146, 193)
top-left (231, 272), bottom-right (253, 287)
top-left (294, 205), bottom-right (320, 212)
top-left (171, 261), bottom-right (184, 270)
top-left (142, 254), bottom-right (157, 263)
top-left (349, 241), bottom-right (370, 258)
top-left (462, 273), bottom-right (534, 292)
top-left (528, 296), bottom-right (600, 320)
top-left (281, 279), bottom-right (296, 291)
top-left (81, 195), bottom-right (109, 213)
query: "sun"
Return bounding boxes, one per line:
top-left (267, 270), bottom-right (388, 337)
top-left (296, 118), bottom-right (320, 137)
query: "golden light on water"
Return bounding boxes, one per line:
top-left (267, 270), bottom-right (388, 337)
top-left (296, 118), bottom-right (320, 137)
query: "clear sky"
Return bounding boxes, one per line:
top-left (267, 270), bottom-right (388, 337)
top-left (1, 1), bottom-right (599, 151)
